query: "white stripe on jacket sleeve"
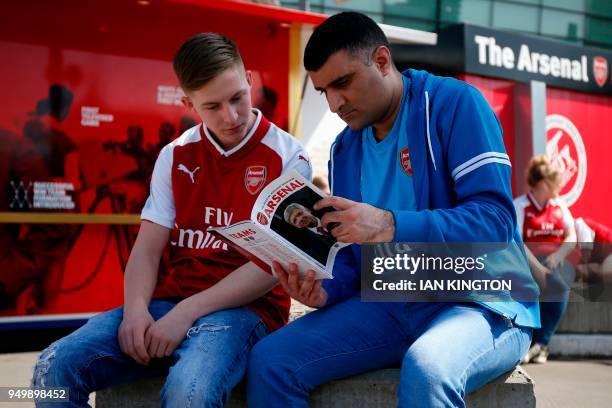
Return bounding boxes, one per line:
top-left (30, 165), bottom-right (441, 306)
top-left (453, 155), bottom-right (512, 181)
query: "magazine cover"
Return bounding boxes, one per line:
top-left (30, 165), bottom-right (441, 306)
top-left (211, 171), bottom-right (347, 279)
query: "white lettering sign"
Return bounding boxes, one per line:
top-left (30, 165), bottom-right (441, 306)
top-left (474, 35), bottom-right (589, 83)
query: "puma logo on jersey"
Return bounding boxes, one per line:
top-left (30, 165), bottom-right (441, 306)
top-left (178, 164), bottom-right (200, 183)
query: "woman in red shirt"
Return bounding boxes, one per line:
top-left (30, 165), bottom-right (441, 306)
top-left (514, 155), bottom-right (577, 364)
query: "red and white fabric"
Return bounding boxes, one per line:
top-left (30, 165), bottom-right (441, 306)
top-left (141, 109), bottom-right (312, 331)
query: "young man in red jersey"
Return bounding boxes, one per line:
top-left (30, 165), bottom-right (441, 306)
top-left (32, 33), bottom-right (311, 407)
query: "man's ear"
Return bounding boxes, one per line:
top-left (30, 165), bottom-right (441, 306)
top-left (181, 95), bottom-right (194, 111)
top-left (373, 46), bottom-right (393, 76)
top-left (245, 69), bottom-right (253, 87)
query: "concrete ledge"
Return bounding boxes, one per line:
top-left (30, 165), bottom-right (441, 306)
top-left (96, 366), bottom-right (534, 407)
top-left (557, 302), bottom-right (612, 333)
top-left (549, 334), bottom-right (612, 357)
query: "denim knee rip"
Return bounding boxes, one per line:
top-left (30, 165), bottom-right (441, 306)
top-left (186, 323), bottom-right (231, 338)
top-left (32, 342), bottom-right (58, 387)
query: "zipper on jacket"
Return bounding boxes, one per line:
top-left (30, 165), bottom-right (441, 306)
top-left (329, 141), bottom-right (337, 195)
top-left (476, 301), bottom-right (515, 329)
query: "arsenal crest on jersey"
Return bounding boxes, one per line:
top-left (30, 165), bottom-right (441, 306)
top-left (399, 147), bottom-right (413, 176)
top-left (245, 166), bottom-right (267, 195)
top-left (593, 56), bottom-right (608, 88)
top-left (257, 212), bottom-right (268, 225)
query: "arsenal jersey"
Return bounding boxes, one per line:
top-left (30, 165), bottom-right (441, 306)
top-left (514, 192), bottom-right (574, 256)
top-left (141, 109), bottom-right (312, 331)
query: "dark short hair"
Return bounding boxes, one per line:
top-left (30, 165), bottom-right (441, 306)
top-left (304, 12), bottom-right (389, 71)
top-left (173, 33), bottom-right (243, 92)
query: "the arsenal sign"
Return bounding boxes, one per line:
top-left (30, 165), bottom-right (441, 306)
top-left (392, 24), bottom-right (612, 95)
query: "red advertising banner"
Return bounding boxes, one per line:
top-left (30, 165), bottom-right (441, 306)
top-left (0, 43), bottom-right (196, 318)
top-left (0, 0), bottom-right (295, 322)
top-left (545, 88), bottom-right (612, 227)
top-left (462, 74), bottom-right (611, 229)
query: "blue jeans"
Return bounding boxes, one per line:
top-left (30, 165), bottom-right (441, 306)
top-left (32, 300), bottom-right (267, 408)
top-left (248, 298), bottom-right (531, 407)
top-left (533, 258), bottom-right (576, 345)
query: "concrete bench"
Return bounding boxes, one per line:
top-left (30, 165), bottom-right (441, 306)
top-left (557, 301), bottom-right (612, 333)
top-left (96, 366), bottom-right (534, 407)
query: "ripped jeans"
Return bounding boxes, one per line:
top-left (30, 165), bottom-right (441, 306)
top-left (32, 300), bottom-right (267, 408)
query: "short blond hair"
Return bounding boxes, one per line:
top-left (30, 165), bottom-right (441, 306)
top-left (526, 155), bottom-right (561, 188)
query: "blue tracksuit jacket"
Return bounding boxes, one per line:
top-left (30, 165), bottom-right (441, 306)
top-left (324, 69), bottom-right (540, 329)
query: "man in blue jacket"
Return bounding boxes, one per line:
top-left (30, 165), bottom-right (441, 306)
top-left (248, 12), bottom-right (540, 407)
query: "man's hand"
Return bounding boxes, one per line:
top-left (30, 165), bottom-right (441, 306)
top-left (314, 196), bottom-right (395, 243)
top-left (119, 220), bottom-right (170, 365)
top-left (273, 262), bottom-right (328, 308)
top-left (533, 262), bottom-right (552, 290)
top-left (144, 302), bottom-right (196, 358)
top-left (545, 252), bottom-right (564, 270)
top-left (118, 304), bottom-right (154, 365)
